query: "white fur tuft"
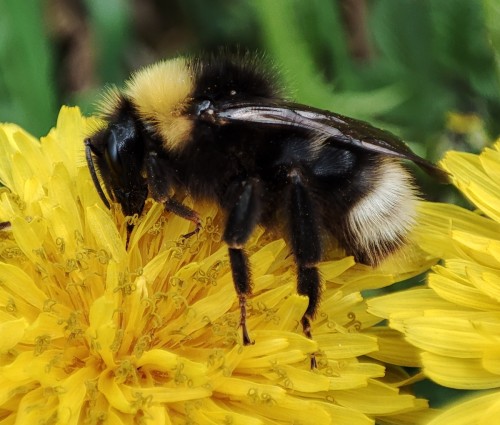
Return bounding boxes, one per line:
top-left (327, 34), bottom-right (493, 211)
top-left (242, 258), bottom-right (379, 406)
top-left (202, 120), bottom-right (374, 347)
top-left (347, 159), bottom-right (419, 264)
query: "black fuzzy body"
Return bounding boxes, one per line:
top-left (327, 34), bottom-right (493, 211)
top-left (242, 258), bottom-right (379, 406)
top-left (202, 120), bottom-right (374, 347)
top-left (170, 118), bottom-right (376, 238)
top-left (166, 54), bottom-right (376, 240)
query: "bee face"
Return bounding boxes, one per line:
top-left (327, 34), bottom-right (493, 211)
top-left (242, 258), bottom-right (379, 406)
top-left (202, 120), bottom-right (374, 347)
top-left (85, 104), bottom-right (148, 217)
top-left (85, 51), bottom-right (447, 367)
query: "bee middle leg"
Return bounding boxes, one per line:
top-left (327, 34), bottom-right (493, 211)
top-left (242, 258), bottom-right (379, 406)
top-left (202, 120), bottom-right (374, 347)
top-left (0, 221), bottom-right (11, 231)
top-left (287, 169), bottom-right (322, 368)
top-left (222, 178), bottom-right (262, 345)
top-left (144, 151), bottom-right (201, 238)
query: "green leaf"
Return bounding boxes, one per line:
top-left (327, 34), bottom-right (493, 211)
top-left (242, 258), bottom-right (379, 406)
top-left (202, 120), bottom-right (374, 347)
top-left (0, 1), bottom-right (56, 136)
top-left (483, 0), bottom-right (500, 86)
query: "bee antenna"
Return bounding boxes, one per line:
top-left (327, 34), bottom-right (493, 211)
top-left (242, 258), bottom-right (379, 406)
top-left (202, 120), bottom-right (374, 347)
top-left (85, 139), bottom-right (111, 209)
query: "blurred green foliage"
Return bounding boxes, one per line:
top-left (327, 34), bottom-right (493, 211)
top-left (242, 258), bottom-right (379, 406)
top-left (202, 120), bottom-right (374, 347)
top-left (1, 0), bottom-right (499, 160)
top-left (0, 0), bottom-right (56, 137)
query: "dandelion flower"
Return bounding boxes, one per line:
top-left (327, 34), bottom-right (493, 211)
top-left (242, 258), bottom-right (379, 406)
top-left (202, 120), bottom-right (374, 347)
top-left (0, 107), bottom-right (433, 424)
top-left (368, 139), bottom-right (500, 424)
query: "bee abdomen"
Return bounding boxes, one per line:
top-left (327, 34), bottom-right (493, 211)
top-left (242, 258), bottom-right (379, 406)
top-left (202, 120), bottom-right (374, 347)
top-left (341, 159), bottom-right (419, 266)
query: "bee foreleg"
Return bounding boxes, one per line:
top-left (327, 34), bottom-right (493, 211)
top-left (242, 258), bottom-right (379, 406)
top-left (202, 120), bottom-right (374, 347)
top-left (223, 178), bottom-right (262, 345)
top-left (287, 169), bottom-right (322, 368)
top-left (164, 198), bottom-right (202, 239)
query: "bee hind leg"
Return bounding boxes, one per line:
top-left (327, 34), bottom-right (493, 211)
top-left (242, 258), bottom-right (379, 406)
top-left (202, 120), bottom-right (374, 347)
top-left (287, 169), bottom-right (323, 369)
top-left (222, 178), bottom-right (262, 345)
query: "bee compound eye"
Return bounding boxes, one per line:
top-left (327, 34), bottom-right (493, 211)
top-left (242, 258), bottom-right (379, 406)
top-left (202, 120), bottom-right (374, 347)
top-left (108, 140), bottom-right (120, 165)
top-left (105, 124), bottom-right (133, 177)
top-left (104, 141), bottom-right (122, 177)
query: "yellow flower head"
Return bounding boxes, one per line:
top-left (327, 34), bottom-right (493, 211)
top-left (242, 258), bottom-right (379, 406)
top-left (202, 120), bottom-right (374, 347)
top-left (0, 107), bottom-right (433, 424)
top-left (368, 140), bottom-right (500, 424)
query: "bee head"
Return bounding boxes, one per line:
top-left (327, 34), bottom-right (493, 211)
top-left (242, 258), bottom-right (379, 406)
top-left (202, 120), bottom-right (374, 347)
top-left (85, 109), bottom-right (148, 218)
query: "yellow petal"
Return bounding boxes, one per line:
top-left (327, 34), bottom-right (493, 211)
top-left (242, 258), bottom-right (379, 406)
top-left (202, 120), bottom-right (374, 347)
top-left (402, 316), bottom-right (492, 358)
top-left (58, 367), bottom-right (98, 425)
top-left (87, 295), bottom-right (118, 368)
top-left (50, 106), bottom-right (90, 176)
top-left (320, 256), bottom-right (356, 280)
top-left (125, 384), bottom-right (212, 404)
top-left (76, 166), bottom-right (106, 211)
top-left (11, 216), bottom-right (47, 264)
top-left (483, 346), bottom-right (500, 374)
top-left (458, 180), bottom-right (500, 223)
top-left (427, 392), bottom-right (500, 425)
top-left (22, 312), bottom-right (65, 344)
top-left (98, 368), bottom-right (136, 414)
top-left (0, 317), bottom-right (28, 351)
top-left (237, 330), bottom-right (316, 369)
top-left (47, 162), bottom-right (82, 230)
top-left (0, 262), bottom-right (47, 311)
top-left (39, 203), bottom-right (79, 258)
top-left (315, 333), bottom-right (378, 359)
top-left (429, 269), bottom-right (500, 311)
top-left (452, 230), bottom-right (500, 266)
top-left (466, 266), bottom-right (500, 302)
top-left (480, 147), bottom-right (500, 184)
top-left (422, 352), bottom-right (500, 389)
top-left (15, 387), bottom-right (58, 424)
top-left (367, 288), bottom-right (455, 322)
top-left (335, 380), bottom-right (424, 415)
top-left (23, 177), bottom-right (45, 205)
top-left (415, 202), bottom-right (500, 260)
top-left (237, 395), bottom-right (333, 424)
top-left (250, 238), bottom-right (287, 277)
top-left (365, 327), bottom-right (421, 367)
top-left (213, 376), bottom-right (286, 401)
top-left (86, 205), bottom-right (126, 264)
top-left (263, 364), bottom-right (331, 392)
top-left (143, 405), bottom-right (170, 425)
top-left (136, 349), bottom-right (210, 389)
top-left (251, 291), bottom-right (304, 332)
top-left (188, 398), bottom-right (262, 425)
top-left (11, 128), bottom-right (50, 183)
top-left (314, 403), bottom-right (373, 425)
top-left (442, 151), bottom-right (500, 222)
top-left (175, 290), bottom-right (235, 336)
top-left (0, 125), bottom-right (18, 189)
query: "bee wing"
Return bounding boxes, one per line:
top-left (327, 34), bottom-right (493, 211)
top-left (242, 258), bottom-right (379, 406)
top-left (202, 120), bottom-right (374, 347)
top-left (212, 101), bottom-right (449, 182)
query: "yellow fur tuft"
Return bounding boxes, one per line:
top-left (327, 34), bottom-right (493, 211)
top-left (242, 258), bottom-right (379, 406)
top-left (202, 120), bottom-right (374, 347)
top-left (96, 86), bottom-right (123, 118)
top-left (125, 58), bottom-right (194, 151)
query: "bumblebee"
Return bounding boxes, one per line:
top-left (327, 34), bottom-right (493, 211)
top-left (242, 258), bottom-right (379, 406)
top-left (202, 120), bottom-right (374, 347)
top-left (85, 52), bottom-right (447, 367)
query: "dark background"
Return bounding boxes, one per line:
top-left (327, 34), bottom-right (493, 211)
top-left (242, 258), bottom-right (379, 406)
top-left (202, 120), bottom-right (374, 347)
top-left (1, 0), bottom-right (499, 409)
